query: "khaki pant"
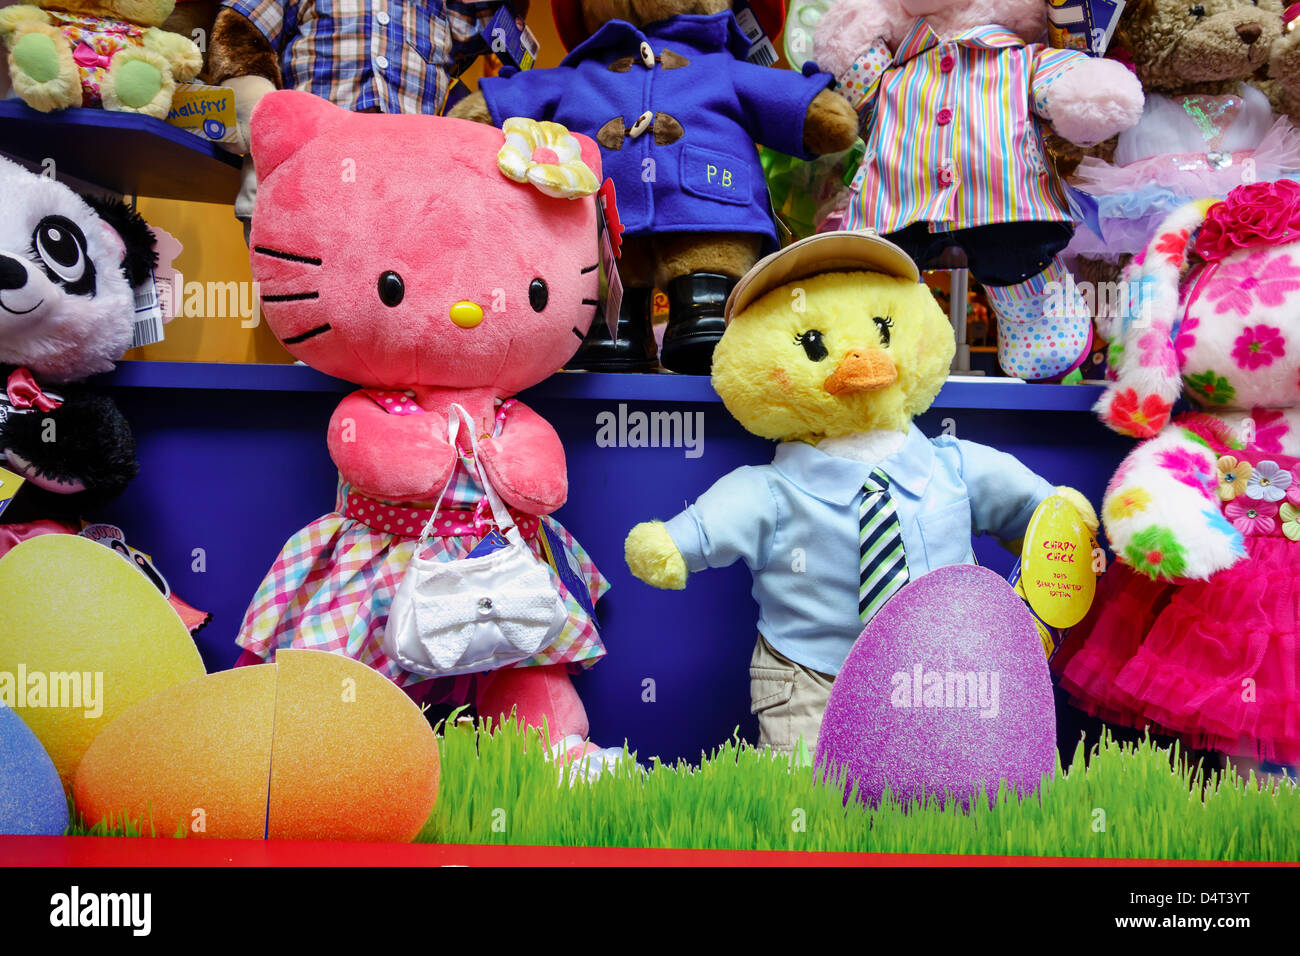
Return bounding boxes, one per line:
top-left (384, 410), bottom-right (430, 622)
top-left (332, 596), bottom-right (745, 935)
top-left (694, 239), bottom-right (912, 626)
top-left (749, 634), bottom-right (834, 761)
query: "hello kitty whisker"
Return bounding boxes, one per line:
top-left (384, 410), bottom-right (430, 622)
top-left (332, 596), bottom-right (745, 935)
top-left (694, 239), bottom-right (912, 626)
top-left (571, 326), bottom-right (585, 340)
top-left (581, 263), bottom-right (599, 274)
top-left (282, 323), bottom-right (332, 344)
top-left (253, 246), bottom-right (323, 266)
top-left (582, 298), bottom-right (598, 305)
top-left (262, 292), bottom-right (320, 303)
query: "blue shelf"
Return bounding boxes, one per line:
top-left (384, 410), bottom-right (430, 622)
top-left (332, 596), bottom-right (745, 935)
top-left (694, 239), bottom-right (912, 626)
top-left (0, 99), bottom-right (241, 203)
top-left (95, 360), bottom-right (1107, 410)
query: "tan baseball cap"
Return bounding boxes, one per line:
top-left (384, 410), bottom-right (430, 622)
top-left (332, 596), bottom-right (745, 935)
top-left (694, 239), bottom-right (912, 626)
top-left (725, 229), bottom-right (921, 323)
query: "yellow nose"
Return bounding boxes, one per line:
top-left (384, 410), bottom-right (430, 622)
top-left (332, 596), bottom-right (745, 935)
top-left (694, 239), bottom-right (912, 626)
top-left (449, 301), bottom-right (484, 328)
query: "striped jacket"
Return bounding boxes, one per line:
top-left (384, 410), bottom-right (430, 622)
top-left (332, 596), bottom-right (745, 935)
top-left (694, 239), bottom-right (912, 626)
top-left (837, 18), bottom-right (1089, 233)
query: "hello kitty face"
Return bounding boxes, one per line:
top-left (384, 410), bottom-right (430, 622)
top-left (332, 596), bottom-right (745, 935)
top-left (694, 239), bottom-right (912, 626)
top-left (248, 92), bottom-right (602, 396)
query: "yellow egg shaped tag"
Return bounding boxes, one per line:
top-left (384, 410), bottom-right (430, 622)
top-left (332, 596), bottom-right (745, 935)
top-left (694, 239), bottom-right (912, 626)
top-left (1019, 495), bottom-right (1098, 630)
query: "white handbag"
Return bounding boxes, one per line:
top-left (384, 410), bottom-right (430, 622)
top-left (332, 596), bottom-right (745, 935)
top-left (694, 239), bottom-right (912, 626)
top-left (382, 403), bottom-right (568, 677)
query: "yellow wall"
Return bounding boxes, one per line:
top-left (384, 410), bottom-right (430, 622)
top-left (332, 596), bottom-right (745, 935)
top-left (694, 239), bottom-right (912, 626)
top-left (129, 1), bottom-right (570, 364)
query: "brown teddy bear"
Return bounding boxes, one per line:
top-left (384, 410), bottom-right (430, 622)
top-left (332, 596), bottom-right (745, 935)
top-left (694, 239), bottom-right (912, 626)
top-left (1264, 6), bottom-right (1300, 119)
top-left (449, 0), bottom-right (859, 374)
top-left (1066, 0), bottom-right (1300, 276)
top-left (202, 0), bottom-right (525, 240)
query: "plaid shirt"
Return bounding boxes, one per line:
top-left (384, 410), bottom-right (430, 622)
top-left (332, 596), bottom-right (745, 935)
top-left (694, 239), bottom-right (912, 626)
top-left (225, 0), bottom-right (507, 114)
top-left (838, 18), bottom-right (1089, 233)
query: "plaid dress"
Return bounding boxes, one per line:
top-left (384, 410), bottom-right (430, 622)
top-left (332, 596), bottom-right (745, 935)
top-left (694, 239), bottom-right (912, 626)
top-left (236, 402), bottom-right (608, 688)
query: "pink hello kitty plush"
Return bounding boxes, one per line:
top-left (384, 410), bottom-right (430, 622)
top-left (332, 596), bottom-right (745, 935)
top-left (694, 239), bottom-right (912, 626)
top-left (1054, 181), bottom-right (1300, 765)
top-left (236, 90), bottom-right (624, 775)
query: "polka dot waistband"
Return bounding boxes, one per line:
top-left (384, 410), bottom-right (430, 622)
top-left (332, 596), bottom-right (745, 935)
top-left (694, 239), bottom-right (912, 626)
top-left (343, 491), bottom-right (541, 540)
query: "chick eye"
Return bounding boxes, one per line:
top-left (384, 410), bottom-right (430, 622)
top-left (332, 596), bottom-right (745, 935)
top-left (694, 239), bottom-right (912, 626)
top-left (33, 215), bottom-right (92, 293)
top-left (794, 329), bottom-right (828, 361)
top-left (529, 277), bottom-right (549, 312)
top-left (873, 314), bottom-right (894, 346)
top-left (1190, 4), bottom-right (1206, 16)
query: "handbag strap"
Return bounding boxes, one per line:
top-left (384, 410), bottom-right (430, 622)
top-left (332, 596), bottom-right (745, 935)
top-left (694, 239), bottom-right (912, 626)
top-left (416, 403), bottom-right (526, 548)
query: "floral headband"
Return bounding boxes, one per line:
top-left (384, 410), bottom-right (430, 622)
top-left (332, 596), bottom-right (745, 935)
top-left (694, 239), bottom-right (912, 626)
top-left (497, 117), bottom-right (598, 199)
top-left (1193, 179), bottom-right (1300, 263)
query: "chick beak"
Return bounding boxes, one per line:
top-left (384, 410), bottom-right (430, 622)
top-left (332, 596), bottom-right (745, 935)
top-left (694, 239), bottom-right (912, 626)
top-left (823, 349), bottom-right (898, 396)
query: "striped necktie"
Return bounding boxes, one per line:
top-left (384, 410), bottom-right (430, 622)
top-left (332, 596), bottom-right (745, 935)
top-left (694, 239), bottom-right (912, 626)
top-left (859, 468), bottom-right (909, 624)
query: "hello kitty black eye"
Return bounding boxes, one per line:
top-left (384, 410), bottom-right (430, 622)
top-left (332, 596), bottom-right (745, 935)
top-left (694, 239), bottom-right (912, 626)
top-left (795, 329), bottom-right (828, 361)
top-left (529, 278), bottom-right (549, 312)
top-left (377, 271), bottom-right (404, 307)
top-left (33, 215), bottom-right (93, 294)
top-left (1190, 4), bottom-right (1206, 16)
top-left (874, 315), bottom-right (894, 346)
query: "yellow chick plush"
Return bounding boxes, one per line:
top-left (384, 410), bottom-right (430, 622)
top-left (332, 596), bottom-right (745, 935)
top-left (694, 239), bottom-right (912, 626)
top-left (624, 231), bottom-right (1096, 757)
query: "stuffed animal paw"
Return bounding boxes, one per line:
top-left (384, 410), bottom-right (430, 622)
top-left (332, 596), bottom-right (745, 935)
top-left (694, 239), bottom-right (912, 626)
top-left (0, 1), bottom-right (201, 118)
top-left (1040, 58), bottom-right (1145, 146)
top-left (625, 521), bottom-right (688, 590)
top-left (1054, 485), bottom-right (1099, 534)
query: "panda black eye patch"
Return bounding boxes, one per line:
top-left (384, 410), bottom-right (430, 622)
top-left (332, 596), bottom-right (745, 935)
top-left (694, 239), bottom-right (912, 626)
top-left (31, 215), bottom-right (95, 296)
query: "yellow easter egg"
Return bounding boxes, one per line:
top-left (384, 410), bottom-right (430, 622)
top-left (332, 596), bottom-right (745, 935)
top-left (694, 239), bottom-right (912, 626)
top-left (0, 535), bottom-right (205, 784)
top-left (268, 649), bottom-right (440, 842)
top-left (73, 665), bottom-right (276, 839)
top-left (1019, 495), bottom-right (1099, 630)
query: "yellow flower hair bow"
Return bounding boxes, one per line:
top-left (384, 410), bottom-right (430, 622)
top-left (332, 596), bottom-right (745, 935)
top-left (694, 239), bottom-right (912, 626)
top-left (497, 117), bottom-right (599, 199)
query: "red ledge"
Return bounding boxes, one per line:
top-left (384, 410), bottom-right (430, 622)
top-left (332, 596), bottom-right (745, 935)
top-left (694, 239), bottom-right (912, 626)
top-left (0, 836), bottom-right (1290, 867)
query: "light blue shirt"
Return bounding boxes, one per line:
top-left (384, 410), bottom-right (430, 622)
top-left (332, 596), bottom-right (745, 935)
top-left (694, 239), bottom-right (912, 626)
top-left (663, 425), bottom-right (1054, 676)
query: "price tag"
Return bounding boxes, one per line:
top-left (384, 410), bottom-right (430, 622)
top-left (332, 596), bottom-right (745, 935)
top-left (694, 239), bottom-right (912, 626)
top-left (1019, 495), bottom-right (1099, 629)
top-left (0, 465), bottom-right (26, 519)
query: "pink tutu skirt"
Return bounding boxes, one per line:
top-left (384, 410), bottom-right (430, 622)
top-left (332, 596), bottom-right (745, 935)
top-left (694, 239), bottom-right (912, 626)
top-left (1055, 454), bottom-right (1300, 764)
top-left (1068, 118), bottom-right (1300, 259)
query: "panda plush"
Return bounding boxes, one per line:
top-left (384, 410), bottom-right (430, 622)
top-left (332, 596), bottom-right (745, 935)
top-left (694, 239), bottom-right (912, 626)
top-left (0, 156), bottom-right (151, 552)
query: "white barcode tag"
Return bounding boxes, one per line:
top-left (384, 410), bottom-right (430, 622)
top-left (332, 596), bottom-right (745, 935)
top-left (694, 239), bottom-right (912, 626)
top-left (131, 272), bottom-right (166, 349)
top-left (746, 39), bottom-right (778, 66)
top-left (521, 23), bottom-right (539, 59)
top-left (734, 5), bottom-right (765, 41)
top-left (734, 5), bottom-right (778, 66)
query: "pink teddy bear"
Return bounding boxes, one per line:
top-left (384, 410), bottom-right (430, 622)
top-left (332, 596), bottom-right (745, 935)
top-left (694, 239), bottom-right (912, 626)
top-left (813, 0), bottom-right (1145, 381)
top-left (1055, 181), bottom-right (1300, 766)
top-left (235, 90), bottom-right (624, 777)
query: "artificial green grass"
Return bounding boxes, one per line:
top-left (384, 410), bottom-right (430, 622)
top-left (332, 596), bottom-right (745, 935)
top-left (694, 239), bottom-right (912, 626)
top-left (62, 716), bottom-right (1299, 859)
top-left (417, 716), bottom-right (1300, 861)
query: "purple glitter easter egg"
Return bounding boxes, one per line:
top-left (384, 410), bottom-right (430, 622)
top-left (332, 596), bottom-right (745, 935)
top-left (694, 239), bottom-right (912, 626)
top-left (815, 564), bottom-right (1055, 808)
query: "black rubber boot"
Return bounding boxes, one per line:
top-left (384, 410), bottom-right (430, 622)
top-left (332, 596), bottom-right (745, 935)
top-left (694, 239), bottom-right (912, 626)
top-left (660, 273), bottom-right (734, 376)
top-left (565, 287), bottom-right (657, 373)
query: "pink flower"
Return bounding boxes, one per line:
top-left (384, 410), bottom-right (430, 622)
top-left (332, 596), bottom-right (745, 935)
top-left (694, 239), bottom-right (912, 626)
top-left (1138, 323), bottom-right (1178, 376)
top-left (1287, 468), bottom-right (1300, 505)
top-left (1173, 316), bottom-right (1199, 367)
top-left (1205, 253), bottom-right (1300, 318)
top-left (1157, 447), bottom-right (1216, 498)
top-left (1250, 408), bottom-right (1289, 453)
top-left (1232, 324), bottom-right (1287, 370)
top-left (1226, 496), bottom-right (1279, 535)
top-left (1195, 180), bottom-right (1300, 261)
